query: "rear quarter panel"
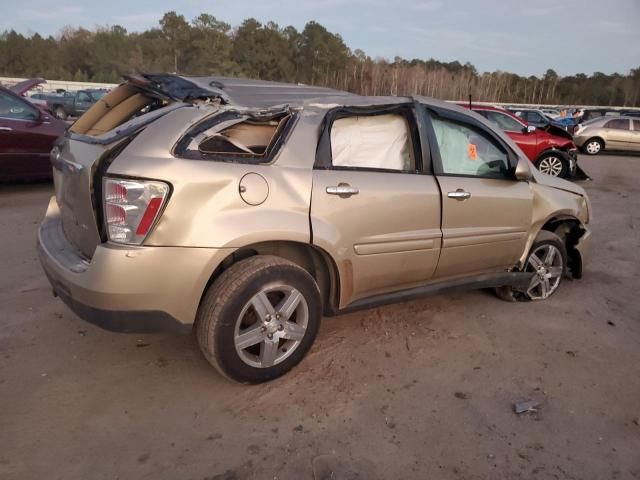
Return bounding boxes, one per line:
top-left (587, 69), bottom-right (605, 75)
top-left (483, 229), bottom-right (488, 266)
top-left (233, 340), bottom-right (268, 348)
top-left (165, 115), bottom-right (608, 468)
top-left (107, 106), bottom-right (315, 249)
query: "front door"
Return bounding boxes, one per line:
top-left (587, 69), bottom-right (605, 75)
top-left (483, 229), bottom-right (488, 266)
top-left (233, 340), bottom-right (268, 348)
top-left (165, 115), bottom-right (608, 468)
top-left (427, 110), bottom-right (533, 279)
top-left (310, 107), bottom-right (442, 307)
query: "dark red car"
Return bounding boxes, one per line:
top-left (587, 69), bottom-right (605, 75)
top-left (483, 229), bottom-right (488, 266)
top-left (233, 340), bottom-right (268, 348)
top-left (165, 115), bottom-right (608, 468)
top-left (0, 85), bottom-right (66, 181)
top-left (462, 104), bottom-right (579, 178)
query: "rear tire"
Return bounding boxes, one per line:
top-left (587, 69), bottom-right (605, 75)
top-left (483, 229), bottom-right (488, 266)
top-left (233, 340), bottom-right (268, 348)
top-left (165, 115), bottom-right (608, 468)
top-left (583, 138), bottom-right (603, 155)
top-left (196, 255), bottom-right (322, 383)
top-left (535, 151), bottom-right (569, 178)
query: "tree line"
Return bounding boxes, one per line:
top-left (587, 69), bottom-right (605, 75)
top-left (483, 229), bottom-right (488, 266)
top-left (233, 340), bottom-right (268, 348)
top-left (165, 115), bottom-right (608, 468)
top-left (1, 11), bottom-right (639, 106)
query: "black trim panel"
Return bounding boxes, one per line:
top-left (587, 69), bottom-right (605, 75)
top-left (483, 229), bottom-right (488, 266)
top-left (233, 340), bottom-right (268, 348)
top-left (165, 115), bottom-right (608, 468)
top-left (334, 271), bottom-right (533, 315)
top-left (38, 239), bottom-right (191, 334)
top-left (41, 265), bottom-right (191, 334)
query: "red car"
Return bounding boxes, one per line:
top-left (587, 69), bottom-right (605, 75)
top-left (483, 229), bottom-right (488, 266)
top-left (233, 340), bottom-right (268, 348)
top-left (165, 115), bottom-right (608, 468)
top-left (0, 85), bottom-right (66, 181)
top-left (462, 104), bottom-right (579, 178)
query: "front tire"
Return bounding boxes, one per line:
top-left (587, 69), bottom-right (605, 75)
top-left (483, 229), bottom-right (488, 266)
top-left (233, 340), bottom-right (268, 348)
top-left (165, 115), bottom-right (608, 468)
top-left (523, 231), bottom-right (567, 301)
top-left (196, 255), bottom-right (322, 383)
top-left (535, 151), bottom-right (569, 178)
top-left (583, 138), bottom-right (603, 155)
top-left (496, 231), bottom-right (567, 302)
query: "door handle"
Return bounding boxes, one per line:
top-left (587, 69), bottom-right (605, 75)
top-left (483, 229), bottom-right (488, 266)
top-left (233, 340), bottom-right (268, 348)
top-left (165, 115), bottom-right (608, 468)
top-left (326, 184), bottom-right (359, 197)
top-left (447, 189), bottom-right (471, 201)
top-left (0, 127), bottom-right (12, 131)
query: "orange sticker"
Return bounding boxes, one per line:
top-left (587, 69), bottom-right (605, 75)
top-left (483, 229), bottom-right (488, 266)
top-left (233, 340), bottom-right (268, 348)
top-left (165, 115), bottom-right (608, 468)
top-left (467, 143), bottom-right (478, 160)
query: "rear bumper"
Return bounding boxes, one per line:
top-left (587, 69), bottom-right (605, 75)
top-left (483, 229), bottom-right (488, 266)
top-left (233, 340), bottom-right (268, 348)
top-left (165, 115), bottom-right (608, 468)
top-left (38, 197), bottom-right (234, 333)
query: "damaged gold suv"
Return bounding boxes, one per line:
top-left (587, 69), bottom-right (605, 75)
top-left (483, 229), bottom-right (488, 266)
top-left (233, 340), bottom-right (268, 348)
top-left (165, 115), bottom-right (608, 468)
top-left (39, 75), bottom-right (591, 382)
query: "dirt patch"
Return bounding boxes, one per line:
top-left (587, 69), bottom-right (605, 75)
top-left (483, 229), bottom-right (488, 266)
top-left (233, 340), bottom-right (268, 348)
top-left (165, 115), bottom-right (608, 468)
top-left (1, 155), bottom-right (640, 479)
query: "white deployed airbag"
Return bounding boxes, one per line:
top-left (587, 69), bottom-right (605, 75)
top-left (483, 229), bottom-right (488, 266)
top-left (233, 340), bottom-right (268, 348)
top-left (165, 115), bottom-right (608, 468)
top-left (330, 114), bottom-right (412, 170)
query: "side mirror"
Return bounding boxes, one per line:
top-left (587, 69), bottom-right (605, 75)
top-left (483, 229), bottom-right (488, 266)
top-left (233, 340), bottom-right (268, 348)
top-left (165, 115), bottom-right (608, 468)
top-left (523, 125), bottom-right (536, 134)
top-left (514, 157), bottom-right (533, 181)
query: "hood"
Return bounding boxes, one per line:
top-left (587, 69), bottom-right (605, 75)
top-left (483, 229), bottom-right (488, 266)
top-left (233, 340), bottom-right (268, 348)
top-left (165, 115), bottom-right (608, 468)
top-left (532, 168), bottom-right (585, 196)
top-left (541, 123), bottom-right (573, 141)
top-left (9, 77), bottom-right (46, 96)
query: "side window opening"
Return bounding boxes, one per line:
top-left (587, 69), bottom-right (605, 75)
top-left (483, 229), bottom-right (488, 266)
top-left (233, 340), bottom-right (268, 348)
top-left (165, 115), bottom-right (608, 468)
top-left (431, 116), bottom-right (511, 179)
top-left (329, 113), bottom-right (416, 171)
top-left (176, 111), bottom-right (294, 163)
top-left (605, 118), bottom-right (630, 130)
top-left (197, 114), bottom-right (292, 157)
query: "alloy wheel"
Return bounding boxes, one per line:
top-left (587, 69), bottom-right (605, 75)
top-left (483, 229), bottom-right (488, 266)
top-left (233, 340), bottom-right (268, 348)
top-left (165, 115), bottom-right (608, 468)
top-left (525, 244), bottom-right (563, 300)
top-left (537, 156), bottom-right (564, 176)
top-left (234, 284), bottom-right (309, 368)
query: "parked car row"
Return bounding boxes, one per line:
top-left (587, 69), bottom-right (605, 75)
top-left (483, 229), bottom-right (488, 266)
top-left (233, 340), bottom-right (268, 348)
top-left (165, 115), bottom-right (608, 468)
top-left (30, 88), bottom-right (108, 120)
top-left (473, 103), bottom-right (640, 160)
top-left (509, 107), bottom-right (579, 134)
top-left (463, 104), bottom-right (580, 178)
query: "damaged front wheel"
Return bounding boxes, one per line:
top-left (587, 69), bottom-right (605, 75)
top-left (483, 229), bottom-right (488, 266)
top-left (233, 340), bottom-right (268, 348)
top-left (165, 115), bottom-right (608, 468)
top-left (496, 231), bottom-right (567, 302)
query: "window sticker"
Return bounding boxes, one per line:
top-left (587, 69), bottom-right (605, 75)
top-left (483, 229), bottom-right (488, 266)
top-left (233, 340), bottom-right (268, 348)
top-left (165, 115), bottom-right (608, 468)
top-left (467, 143), bottom-right (478, 161)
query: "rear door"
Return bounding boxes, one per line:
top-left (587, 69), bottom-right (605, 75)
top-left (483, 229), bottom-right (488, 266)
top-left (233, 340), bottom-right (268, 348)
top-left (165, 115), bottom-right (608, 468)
top-left (603, 118), bottom-right (633, 150)
top-left (424, 107), bottom-right (532, 279)
top-left (310, 105), bottom-right (442, 307)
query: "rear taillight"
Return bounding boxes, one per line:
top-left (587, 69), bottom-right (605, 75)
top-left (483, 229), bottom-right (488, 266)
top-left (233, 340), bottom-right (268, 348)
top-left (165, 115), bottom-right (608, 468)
top-left (103, 178), bottom-right (169, 245)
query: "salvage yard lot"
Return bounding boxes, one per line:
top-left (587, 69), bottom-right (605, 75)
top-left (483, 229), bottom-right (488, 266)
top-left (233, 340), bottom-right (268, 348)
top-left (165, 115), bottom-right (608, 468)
top-left (1, 154), bottom-right (639, 480)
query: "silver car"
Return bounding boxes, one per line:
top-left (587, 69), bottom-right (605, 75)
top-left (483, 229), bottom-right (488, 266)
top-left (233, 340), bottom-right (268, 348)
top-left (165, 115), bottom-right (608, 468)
top-left (574, 116), bottom-right (640, 155)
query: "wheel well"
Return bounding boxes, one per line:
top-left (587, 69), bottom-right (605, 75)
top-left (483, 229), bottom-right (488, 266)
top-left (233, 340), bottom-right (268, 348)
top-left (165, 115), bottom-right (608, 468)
top-left (201, 241), bottom-right (340, 316)
top-left (540, 217), bottom-right (585, 278)
top-left (585, 136), bottom-right (605, 147)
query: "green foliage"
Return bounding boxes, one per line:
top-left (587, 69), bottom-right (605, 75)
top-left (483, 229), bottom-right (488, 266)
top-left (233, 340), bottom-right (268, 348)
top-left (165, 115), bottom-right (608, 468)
top-left (0, 13), bottom-right (638, 106)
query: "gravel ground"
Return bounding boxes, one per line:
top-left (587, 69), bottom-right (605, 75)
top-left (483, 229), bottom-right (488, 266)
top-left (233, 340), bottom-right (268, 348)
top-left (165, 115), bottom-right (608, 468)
top-left (1, 154), bottom-right (639, 480)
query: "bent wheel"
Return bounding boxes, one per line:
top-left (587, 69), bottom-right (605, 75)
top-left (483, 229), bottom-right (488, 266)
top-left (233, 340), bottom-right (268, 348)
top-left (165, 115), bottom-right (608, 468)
top-left (523, 231), bottom-right (567, 301)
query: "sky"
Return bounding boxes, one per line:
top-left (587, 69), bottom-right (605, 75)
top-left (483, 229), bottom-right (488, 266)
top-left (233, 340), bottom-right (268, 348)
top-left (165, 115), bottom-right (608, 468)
top-left (2, 0), bottom-right (639, 77)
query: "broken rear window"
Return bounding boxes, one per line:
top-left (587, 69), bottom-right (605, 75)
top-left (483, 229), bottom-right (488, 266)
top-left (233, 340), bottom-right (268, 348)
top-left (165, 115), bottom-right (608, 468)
top-left (177, 111), bottom-right (294, 163)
